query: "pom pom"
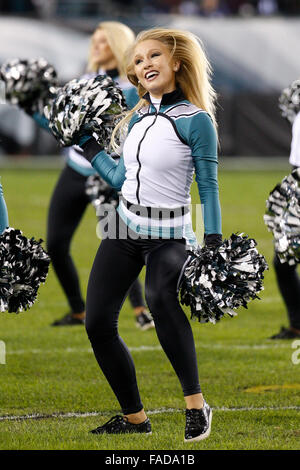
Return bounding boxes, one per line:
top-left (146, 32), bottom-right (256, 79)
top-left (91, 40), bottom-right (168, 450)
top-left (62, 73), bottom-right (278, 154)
top-left (0, 58), bottom-right (58, 114)
top-left (85, 174), bottom-right (120, 211)
top-left (279, 79), bottom-right (300, 124)
top-left (44, 75), bottom-right (127, 149)
top-left (179, 233), bottom-right (268, 324)
top-left (0, 228), bottom-right (50, 313)
top-left (264, 168), bottom-right (300, 264)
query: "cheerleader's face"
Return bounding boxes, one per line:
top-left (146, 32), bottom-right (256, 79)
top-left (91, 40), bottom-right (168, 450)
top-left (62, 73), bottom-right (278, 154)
top-left (133, 39), bottom-right (180, 99)
top-left (90, 29), bottom-right (116, 69)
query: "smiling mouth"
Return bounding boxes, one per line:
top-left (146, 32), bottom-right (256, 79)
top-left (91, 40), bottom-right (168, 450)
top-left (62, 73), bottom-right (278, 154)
top-left (145, 71), bottom-right (159, 81)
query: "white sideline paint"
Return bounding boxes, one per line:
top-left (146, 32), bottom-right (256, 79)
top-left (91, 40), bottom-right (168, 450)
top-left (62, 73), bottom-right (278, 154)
top-left (0, 406), bottom-right (299, 423)
top-left (5, 343), bottom-right (292, 356)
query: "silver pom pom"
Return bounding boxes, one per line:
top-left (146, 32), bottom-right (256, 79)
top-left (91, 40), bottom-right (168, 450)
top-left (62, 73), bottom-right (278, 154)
top-left (179, 233), bottom-right (268, 324)
top-left (279, 79), bottom-right (300, 124)
top-left (0, 228), bottom-right (50, 313)
top-left (44, 75), bottom-right (127, 148)
top-left (85, 174), bottom-right (119, 211)
top-left (264, 168), bottom-right (300, 264)
top-left (0, 58), bottom-right (58, 114)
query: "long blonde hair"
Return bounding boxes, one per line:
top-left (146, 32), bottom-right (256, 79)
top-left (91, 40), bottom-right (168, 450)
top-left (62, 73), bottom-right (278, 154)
top-left (87, 21), bottom-right (135, 78)
top-left (112, 28), bottom-right (218, 150)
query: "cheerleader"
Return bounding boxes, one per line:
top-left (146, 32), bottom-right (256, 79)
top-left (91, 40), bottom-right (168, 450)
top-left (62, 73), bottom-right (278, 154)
top-left (77, 28), bottom-right (222, 441)
top-left (271, 105), bottom-right (300, 339)
top-left (35, 22), bottom-right (154, 329)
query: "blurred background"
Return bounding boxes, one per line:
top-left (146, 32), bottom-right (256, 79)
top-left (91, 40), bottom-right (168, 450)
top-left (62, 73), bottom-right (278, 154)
top-left (0, 0), bottom-right (299, 159)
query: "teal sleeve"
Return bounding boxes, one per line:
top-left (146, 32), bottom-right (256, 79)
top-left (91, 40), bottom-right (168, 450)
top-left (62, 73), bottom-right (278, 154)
top-left (182, 112), bottom-right (221, 234)
top-left (32, 112), bottom-right (50, 132)
top-left (123, 87), bottom-right (139, 110)
top-left (193, 157), bottom-right (222, 235)
top-left (0, 183), bottom-right (9, 234)
top-left (187, 112), bottom-right (218, 163)
top-left (91, 152), bottom-right (126, 190)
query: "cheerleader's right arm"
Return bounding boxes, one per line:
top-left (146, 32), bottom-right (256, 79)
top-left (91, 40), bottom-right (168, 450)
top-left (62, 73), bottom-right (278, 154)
top-left (79, 136), bottom-right (126, 190)
top-left (90, 151), bottom-right (126, 190)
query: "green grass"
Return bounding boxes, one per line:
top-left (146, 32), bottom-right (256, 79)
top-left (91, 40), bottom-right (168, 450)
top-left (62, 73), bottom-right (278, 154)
top-left (0, 165), bottom-right (299, 450)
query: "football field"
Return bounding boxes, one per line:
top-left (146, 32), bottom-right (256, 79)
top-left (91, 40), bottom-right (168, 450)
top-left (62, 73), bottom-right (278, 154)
top-left (0, 161), bottom-right (299, 450)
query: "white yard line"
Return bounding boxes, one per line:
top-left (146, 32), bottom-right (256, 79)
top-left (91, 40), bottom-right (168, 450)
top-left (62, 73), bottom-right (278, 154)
top-left (0, 406), bottom-right (299, 423)
top-left (4, 342), bottom-right (291, 356)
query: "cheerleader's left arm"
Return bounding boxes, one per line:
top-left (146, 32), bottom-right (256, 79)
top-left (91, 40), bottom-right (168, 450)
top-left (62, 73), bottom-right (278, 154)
top-left (193, 156), bottom-right (222, 244)
top-left (188, 112), bottom-right (222, 246)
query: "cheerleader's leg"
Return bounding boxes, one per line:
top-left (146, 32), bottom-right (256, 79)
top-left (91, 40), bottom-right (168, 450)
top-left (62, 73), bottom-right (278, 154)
top-left (274, 254), bottom-right (300, 330)
top-left (85, 237), bottom-right (145, 414)
top-left (47, 165), bottom-right (89, 314)
top-left (145, 239), bottom-right (201, 397)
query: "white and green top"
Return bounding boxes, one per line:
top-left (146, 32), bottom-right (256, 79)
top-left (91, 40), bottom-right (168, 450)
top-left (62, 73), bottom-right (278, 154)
top-left (89, 88), bottom-right (222, 244)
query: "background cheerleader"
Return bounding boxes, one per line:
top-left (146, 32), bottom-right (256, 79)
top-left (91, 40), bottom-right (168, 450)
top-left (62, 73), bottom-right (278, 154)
top-left (270, 80), bottom-right (300, 340)
top-left (36, 21), bottom-right (154, 329)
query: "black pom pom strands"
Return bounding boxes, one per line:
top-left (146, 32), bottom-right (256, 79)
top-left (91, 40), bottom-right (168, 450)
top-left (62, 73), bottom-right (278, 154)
top-left (264, 168), bottom-right (300, 265)
top-left (279, 79), bottom-right (300, 124)
top-left (85, 175), bottom-right (120, 210)
top-left (0, 58), bottom-right (58, 114)
top-left (179, 233), bottom-right (268, 324)
top-left (0, 228), bottom-right (50, 313)
top-left (44, 75), bottom-right (127, 148)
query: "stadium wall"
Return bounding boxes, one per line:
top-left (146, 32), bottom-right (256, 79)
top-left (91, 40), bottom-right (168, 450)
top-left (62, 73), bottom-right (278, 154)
top-left (0, 15), bottom-right (299, 157)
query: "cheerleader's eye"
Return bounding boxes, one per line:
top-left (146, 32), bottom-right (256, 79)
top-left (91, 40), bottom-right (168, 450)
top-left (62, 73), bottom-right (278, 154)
top-left (135, 58), bottom-right (142, 65)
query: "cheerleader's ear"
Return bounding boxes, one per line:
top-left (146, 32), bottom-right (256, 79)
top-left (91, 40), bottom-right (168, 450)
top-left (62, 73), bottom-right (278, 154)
top-left (173, 61), bottom-right (181, 72)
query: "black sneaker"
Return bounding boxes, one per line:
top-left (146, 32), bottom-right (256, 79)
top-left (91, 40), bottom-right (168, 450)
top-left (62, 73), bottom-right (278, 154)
top-left (51, 312), bottom-right (85, 326)
top-left (184, 401), bottom-right (212, 442)
top-left (90, 415), bottom-right (152, 435)
top-left (135, 311), bottom-right (155, 331)
top-left (269, 326), bottom-right (300, 339)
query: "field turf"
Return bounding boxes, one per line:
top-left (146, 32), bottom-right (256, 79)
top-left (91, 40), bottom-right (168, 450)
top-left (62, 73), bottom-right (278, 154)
top-left (0, 163), bottom-right (299, 450)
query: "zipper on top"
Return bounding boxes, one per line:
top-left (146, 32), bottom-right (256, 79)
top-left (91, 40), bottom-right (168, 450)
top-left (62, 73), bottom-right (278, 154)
top-left (135, 110), bottom-right (158, 204)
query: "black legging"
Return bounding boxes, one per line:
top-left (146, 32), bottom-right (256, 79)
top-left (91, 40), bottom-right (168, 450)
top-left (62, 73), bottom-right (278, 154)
top-left (273, 254), bottom-right (300, 330)
top-left (85, 215), bottom-right (201, 415)
top-left (47, 165), bottom-right (146, 313)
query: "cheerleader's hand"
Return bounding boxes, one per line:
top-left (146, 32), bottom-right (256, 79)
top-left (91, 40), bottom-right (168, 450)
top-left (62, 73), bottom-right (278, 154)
top-left (78, 135), bottom-right (93, 147)
top-left (79, 136), bottom-right (104, 162)
top-left (204, 233), bottom-right (223, 250)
